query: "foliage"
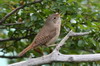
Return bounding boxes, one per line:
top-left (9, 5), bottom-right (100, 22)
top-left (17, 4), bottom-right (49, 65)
top-left (0, 0), bottom-right (100, 65)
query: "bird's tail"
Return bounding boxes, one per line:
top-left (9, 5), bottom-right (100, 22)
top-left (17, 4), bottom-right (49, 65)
top-left (18, 42), bottom-right (37, 57)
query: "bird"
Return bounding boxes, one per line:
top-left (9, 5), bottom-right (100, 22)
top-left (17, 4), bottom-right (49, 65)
top-left (18, 13), bottom-right (61, 57)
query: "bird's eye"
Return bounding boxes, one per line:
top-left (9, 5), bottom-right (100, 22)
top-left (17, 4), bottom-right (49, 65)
top-left (54, 17), bottom-right (56, 19)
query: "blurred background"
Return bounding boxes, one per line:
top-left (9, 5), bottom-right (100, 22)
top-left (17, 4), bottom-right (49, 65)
top-left (0, 0), bottom-right (100, 66)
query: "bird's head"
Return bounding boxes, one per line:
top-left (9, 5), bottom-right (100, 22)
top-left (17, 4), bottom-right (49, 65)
top-left (46, 13), bottom-right (61, 25)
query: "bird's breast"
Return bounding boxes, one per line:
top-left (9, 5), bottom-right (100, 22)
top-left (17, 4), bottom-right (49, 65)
top-left (46, 24), bottom-right (61, 46)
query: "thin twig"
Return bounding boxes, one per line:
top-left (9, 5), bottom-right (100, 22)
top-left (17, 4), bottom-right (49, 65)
top-left (0, 34), bottom-right (35, 42)
top-left (3, 22), bottom-right (25, 26)
top-left (0, 55), bottom-right (23, 59)
top-left (0, 23), bottom-right (24, 29)
top-left (0, 0), bottom-right (43, 24)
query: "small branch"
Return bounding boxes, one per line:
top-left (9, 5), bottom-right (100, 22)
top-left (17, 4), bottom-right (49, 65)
top-left (0, 34), bottom-right (35, 42)
top-left (0, 36), bottom-right (26, 42)
top-left (0, 22), bottom-right (24, 29)
top-left (3, 22), bottom-right (25, 26)
top-left (54, 30), bottom-right (90, 51)
top-left (69, 31), bottom-right (90, 36)
top-left (0, 0), bottom-right (43, 24)
top-left (0, 55), bottom-right (23, 59)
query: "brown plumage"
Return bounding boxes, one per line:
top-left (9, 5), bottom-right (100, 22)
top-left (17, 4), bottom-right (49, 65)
top-left (18, 13), bottom-right (61, 57)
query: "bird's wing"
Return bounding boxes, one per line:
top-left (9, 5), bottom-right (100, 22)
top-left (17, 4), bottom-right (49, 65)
top-left (33, 26), bottom-right (56, 45)
top-left (18, 26), bottom-right (56, 56)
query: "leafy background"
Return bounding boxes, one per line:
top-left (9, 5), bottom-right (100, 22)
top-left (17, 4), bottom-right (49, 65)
top-left (0, 0), bottom-right (100, 66)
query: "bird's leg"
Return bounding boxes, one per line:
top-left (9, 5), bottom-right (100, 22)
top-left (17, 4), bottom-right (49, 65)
top-left (45, 44), bottom-right (58, 53)
top-left (46, 44), bottom-right (57, 47)
top-left (34, 47), bottom-right (43, 55)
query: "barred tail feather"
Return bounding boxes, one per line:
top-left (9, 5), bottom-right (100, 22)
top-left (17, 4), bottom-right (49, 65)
top-left (18, 43), bottom-right (37, 57)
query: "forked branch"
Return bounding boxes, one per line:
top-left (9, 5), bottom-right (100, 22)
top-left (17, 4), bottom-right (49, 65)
top-left (8, 30), bottom-right (95, 66)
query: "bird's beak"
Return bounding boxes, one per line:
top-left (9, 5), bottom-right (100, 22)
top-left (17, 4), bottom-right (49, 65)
top-left (55, 12), bottom-right (60, 17)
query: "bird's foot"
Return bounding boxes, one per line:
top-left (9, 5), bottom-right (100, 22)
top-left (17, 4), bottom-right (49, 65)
top-left (28, 53), bottom-right (34, 59)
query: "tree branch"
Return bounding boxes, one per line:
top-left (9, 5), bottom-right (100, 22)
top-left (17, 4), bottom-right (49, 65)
top-left (8, 52), bottom-right (100, 66)
top-left (0, 0), bottom-right (43, 24)
top-left (8, 30), bottom-right (93, 66)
